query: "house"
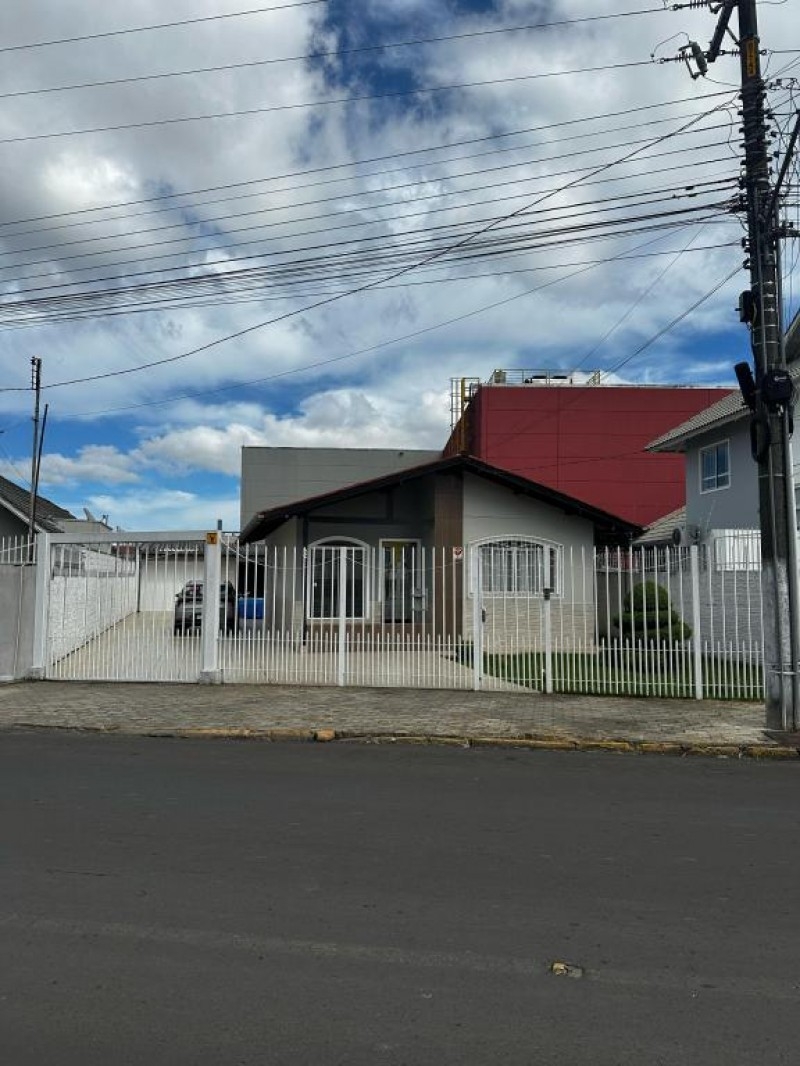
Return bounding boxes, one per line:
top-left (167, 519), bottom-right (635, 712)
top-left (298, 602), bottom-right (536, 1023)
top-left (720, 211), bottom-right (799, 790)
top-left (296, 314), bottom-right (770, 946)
top-left (444, 371), bottom-right (733, 526)
top-left (646, 362), bottom-right (800, 545)
top-left (0, 474), bottom-right (77, 540)
top-left (0, 475), bottom-right (115, 541)
top-left (645, 311), bottom-right (800, 542)
top-left (240, 454), bottom-right (639, 647)
top-left (639, 328), bottom-right (800, 648)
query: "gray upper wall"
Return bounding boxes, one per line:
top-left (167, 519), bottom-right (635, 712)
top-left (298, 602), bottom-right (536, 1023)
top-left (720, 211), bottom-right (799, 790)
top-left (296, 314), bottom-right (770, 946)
top-left (683, 397), bottom-right (800, 533)
top-left (240, 447), bottom-right (441, 531)
top-left (685, 421), bottom-right (759, 531)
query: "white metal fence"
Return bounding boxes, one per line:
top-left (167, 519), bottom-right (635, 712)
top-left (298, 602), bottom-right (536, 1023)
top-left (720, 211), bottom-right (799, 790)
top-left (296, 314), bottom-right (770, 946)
top-left (0, 535), bottom-right (36, 564)
top-left (34, 530), bottom-right (767, 699)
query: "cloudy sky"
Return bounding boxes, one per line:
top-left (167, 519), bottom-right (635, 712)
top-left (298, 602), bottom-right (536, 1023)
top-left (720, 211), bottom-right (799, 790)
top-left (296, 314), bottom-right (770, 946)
top-left (0, 0), bottom-right (797, 529)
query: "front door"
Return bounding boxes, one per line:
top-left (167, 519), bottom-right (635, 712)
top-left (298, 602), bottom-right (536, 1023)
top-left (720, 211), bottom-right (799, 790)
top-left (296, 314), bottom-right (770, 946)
top-left (309, 543), bottom-right (367, 620)
top-left (382, 540), bottom-right (420, 622)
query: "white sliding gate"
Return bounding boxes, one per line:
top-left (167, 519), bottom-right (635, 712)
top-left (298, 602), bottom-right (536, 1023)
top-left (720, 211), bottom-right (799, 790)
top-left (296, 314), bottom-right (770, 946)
top-left (32, 530), bottom-right (768, 699)
top-left (35, 531), bottom-right (211, 682)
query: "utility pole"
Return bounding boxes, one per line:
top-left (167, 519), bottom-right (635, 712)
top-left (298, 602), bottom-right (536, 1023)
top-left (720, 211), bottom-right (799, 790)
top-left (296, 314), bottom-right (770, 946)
top-left (682, 0), bottom-right (800, 730)
top-left (28, 356), bottom-right (42, 543)
top-left (735, 0), bottom-right (798, 732)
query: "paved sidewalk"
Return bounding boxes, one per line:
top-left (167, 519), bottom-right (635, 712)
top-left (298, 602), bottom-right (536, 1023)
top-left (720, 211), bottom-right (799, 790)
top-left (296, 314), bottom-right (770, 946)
top-left (0, 680), bottom-right (783, 755)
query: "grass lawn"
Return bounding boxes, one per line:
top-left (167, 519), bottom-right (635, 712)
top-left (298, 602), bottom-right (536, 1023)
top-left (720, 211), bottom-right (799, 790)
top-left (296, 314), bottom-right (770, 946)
top-left (479, 646), bottom-right (764, 700)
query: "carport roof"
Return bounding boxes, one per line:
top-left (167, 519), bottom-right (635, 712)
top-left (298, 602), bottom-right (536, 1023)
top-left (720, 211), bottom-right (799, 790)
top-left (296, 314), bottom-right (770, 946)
top-left (240, 455), bottom-right (641, 544)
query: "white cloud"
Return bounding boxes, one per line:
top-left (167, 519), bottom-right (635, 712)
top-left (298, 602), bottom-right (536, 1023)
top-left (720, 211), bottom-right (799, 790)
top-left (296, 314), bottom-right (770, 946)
top-left (0, 0), bottom-right (794, 519)
top-left (37, 445), bottom-right (141, 487)
top-left (132, 385), bottom-right (450, 475)
top-left (81, 489), bottom-right (239, 532)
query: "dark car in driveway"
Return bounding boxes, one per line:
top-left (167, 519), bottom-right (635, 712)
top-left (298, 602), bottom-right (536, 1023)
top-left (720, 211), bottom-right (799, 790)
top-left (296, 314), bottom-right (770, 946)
top-left (174, 581), bottom-right (237, 634)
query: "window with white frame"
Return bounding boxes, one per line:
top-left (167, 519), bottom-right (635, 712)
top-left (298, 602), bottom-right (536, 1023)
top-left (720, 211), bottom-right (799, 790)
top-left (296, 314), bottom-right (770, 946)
top-left (477, 538), bottom-right (561, 596)
top-left (700, 440), bottom-right (730, 492)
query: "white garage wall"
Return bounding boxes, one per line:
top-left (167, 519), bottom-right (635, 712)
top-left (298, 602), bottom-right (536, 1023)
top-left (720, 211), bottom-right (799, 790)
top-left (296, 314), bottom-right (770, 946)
top-left (137, 555), bottom-right (205, 611)
top-left (48, 571), bottom-right (138, 665)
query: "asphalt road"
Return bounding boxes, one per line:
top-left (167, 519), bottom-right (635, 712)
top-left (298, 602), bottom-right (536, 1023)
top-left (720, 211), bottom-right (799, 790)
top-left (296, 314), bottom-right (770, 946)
top-left (1, 732), bottom-right (798, 1065)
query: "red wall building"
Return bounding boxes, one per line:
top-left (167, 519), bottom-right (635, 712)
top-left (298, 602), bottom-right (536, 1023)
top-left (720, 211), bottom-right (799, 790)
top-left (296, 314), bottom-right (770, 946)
top-left (446, 377), bottom-right (733, 527)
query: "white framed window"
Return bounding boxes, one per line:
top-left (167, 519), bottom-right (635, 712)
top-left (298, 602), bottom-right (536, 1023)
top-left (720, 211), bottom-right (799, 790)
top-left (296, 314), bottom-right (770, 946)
top-left (472, 537), bottom-right (562, 597)
top-left (700, 440), bottom-right (730, 493)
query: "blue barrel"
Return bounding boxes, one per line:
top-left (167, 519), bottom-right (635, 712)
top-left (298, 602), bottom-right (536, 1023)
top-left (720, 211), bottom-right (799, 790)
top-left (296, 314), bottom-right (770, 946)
top-left (238, 597), bottom-right (265, 621)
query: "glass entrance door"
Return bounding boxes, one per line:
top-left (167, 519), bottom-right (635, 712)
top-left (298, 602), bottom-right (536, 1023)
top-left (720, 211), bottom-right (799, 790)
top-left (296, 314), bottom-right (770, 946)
top-left (382, 541), bottom-right (420, 622)
top-left (309, 543), bottom-right (367, 619)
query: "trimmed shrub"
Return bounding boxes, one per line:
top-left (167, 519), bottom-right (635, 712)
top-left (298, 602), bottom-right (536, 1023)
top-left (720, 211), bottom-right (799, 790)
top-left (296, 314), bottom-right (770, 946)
top-left (613, 581), bottom-right (691, 644)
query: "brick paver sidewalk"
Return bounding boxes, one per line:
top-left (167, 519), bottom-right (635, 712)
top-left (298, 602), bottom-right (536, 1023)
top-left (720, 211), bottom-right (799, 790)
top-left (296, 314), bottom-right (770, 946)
top-left (0, 681), bottom-right (776, 753)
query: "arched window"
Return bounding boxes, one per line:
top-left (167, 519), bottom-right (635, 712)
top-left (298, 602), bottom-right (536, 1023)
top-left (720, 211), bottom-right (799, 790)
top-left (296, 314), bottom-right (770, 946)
top-left (472, 537), bottom-right (561, 597)
top-left (307, 538), bottom-right (370, 619)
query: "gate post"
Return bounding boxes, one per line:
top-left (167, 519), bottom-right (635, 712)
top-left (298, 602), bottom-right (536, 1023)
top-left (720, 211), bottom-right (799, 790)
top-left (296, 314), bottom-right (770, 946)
top-left (29, 531), bottom-right (51, 679)
top-left (200, 531), bottom-right (222, 684)
top-left (543, 588), bottom-right (554, 694)
top-left (472, 549), bottom-right (483, 691)
top-left (690, 545), bottom-right (703, 700)
top-left (337, 547), bottom-right (347, 686)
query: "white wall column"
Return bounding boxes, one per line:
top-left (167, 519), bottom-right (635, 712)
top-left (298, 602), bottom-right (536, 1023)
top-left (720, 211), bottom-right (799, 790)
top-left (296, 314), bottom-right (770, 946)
top-left (690, 545), bottom-right (703, 700)
top-left (200, 532), bottom-right (222, 683)
top-left (472, 548), bottom-right (484, 691)
top-left (337, 547), bottom-right (347, 686)
top-left (29, 531), bottom-right (51, 679)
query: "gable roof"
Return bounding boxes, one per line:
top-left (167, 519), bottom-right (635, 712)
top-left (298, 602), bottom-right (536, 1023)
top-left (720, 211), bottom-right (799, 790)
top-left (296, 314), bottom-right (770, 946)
top-left (649, 317), bottom-right (800, 454)
top-left (241, 454), bottom-right (641, 543)
top-left (0, 474), bottom-right (75, 533)
top-left (634, 505), bottom-right (686, 546)
top-left (648, 361), bottom-right (800, 453)
top-left (646, 390), bottom-right (748, 452)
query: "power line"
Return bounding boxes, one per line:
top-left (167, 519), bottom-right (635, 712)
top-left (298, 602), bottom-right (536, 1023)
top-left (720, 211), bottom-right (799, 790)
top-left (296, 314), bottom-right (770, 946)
top-left (570, 225), bottom-right (708, 372)
top-left (0, 7), bottom-right (669, 98)
top-left (0, 1), bottom-right (329, 54)
top-left (477, 265), bottom-right (742, 455)
top-left (0, 240), bottom-right (739, 331)
top-left (0, 195), bottom-right (735, 314)
top-left (0, 91), bottom-right (735, 229)
top-left (0, 120), bottom-right (738, 283)
top-left (1, 203), bottom-right (737, 309)
top-left (0, 110), bottom-right (735, 243)
top-left (64, 228), bottom-right (697, 418)
top-left (0, 59), bottom-right (664, 146)
top-left (0, 142), bottom-right (735, 275)
top-left (0, 98), bottom-right (729, 393)
top-left (0, 213), bottom-right (735, 328)
top-left (63, 227), bottom-right (736, 420)
top-left (600, 265), bottom-right (740, 380)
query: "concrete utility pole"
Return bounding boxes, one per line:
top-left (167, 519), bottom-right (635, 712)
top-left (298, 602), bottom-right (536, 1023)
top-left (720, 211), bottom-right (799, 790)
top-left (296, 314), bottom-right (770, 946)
top-left (28, 356), bottom-right (42, 543)
top-left (685, 0), bottom-right (800, 730)
top-left (735, 0), bottom-right (798, 731)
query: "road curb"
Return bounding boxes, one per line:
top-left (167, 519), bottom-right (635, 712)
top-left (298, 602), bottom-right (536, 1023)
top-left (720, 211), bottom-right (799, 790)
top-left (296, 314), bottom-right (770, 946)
top-left (4, 721), bottom-right (797, 759)
top-left (126, 727), bottom-right (800, 759)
